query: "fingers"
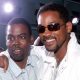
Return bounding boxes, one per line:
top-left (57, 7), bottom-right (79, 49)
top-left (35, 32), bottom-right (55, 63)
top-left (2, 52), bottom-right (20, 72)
top-left (0, 57), bottom-right (4, 68)
top-left (0, 54), bottom-right (9, 72)
top-left (3, 55), bottom-right (9, 72)
top-left (0, 55), bottom-right (5, 68)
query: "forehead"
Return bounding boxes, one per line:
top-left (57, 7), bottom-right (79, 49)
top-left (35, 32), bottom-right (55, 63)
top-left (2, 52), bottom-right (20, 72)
top-left (7, 24), bottom-right (29, 35)
top-left (38, 11), bottom-right (63, 25)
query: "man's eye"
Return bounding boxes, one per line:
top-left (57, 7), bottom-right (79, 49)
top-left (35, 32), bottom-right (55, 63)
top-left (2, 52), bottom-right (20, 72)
top-left (19, 36), bottom-right (27, 39)
top-left (8, 36), bottom-right (14, 41)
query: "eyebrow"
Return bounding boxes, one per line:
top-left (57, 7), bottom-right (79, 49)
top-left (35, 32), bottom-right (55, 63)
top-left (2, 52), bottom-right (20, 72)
top-left (8, 33), bottom-right (28, 37)
top-left (19, 33), bottom-right (28, 36)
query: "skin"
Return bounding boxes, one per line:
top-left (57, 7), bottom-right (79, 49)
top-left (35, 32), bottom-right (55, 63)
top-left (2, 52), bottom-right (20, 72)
top-left (6, 24), bottom-right (33, 69)
top-left (37, 11), bottom-right (72, 63)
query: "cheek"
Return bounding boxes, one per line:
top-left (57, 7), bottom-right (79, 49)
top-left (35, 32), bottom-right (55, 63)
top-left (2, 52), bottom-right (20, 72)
top-left (55, 28), bottom-right (67, 41)
top-left (20, 41), bottom-right (31, 53)
top-left (57, 31), bottom-right (67, 44)
top-left (20, 40), bottom-right (31, 47)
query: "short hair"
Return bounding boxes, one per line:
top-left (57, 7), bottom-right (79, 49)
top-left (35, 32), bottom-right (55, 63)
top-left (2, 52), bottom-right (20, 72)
top-left (7, 17), bottom-right (32, 36)
top-left (37, 3), bottom-right (70, 23)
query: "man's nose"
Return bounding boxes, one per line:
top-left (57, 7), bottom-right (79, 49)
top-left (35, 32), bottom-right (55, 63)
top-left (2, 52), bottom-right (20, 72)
top-left (13, 37), bottom-right (20, 44)
top-left (43, 28), bottom-right (52, 37)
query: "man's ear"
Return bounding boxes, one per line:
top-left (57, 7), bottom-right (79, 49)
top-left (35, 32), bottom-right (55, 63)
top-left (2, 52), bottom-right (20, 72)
top-left (66, 21), bottom-right (72, 33)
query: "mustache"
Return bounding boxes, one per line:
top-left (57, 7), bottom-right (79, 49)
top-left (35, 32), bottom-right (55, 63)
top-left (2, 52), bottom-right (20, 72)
top-left (42, 36), bottom-right (56, 42)
top-left (12, 45), bottom-right (22, 50)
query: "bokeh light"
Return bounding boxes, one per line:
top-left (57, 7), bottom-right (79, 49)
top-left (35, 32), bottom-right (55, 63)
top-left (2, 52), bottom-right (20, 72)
top-left (3, 2), bottom-right (14, 13)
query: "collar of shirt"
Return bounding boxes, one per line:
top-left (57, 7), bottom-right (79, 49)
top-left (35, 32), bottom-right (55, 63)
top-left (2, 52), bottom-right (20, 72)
top-left (56, 32), bottom-right (80, 75)
top-left (42, 50), bottom-right (57, 68)
top-left (37, 50), bottom-right (57, 80)
top-left (8, 54), bottom-right (35, 77)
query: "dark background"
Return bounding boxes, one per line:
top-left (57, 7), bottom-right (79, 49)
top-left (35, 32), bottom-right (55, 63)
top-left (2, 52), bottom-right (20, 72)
top-left (0, 0), bottom-right (80, 49)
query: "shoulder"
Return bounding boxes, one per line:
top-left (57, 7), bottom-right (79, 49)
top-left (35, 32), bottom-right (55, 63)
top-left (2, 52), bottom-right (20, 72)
top-left (28, 45), bottom-right (46, 67)
top-left (30, 45), bottom-right (46, 58)
top-left (0, 67), bottom-right (12, 80)
top-left (0, 50), bottom-right (9, 58)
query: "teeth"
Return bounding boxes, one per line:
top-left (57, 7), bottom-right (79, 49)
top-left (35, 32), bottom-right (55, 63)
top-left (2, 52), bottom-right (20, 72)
top-left (46, 39), bottom-right (55, 42)
top-left (16, 50), bottom-right (20, 51)
top-left (15, 49), bottom-right (20, 52)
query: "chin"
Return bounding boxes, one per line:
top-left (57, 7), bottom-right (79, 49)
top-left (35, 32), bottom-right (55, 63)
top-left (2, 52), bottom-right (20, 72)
top-left (46, 47), bottom-right (54, 52)
top-left (46, 47), bottom-right (58, 53)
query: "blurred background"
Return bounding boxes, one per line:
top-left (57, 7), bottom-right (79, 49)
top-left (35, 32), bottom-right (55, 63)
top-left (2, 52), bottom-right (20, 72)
top-left (0, 0), bottom-right (80, 49)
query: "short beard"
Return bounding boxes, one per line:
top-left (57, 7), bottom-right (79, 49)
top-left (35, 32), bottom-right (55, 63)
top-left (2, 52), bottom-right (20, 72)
top-left (46, 45), bottom-right (59, 53)
top-left (10, 54), bottom-right (24, 62)
top-left (46, 37), bottom-right (67, 54)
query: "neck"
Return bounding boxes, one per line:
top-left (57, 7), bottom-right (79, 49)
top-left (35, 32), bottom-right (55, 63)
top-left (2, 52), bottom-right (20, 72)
top-left (55, 37), bottom-right (70, 65)
top-left (16, 57), bottom-right (28, 69)
top-left (55, 46), bottom-right (67, 65)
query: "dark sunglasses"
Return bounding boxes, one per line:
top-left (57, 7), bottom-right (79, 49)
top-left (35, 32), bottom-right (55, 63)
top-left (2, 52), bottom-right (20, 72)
top-left (37, 23), bottom-right (65, 33)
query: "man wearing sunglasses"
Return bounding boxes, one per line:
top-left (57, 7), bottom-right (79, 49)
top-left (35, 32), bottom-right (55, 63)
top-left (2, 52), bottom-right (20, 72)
top-left (36, 2), bottom-right (80, 80)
